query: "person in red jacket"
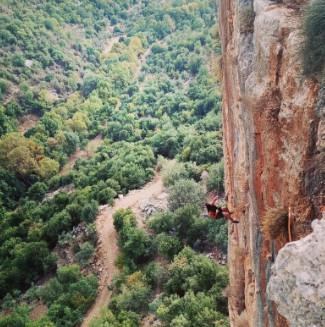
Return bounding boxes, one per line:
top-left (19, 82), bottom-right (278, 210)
top-left (206, 195), bottom-right (239, 223)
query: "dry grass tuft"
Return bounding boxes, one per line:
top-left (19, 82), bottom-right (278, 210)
top-left (262, 207), bottom-right (288, 240)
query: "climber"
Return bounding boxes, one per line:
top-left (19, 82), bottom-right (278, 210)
top-left (206, 195), bottom-right (239, 223)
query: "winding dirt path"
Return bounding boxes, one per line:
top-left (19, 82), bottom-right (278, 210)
top-left (81, 174), bottom-right (164, 326)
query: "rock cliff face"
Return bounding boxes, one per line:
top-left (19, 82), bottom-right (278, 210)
top-left (218, 0), bottom-right (324, 326)
top-left (267, 218), bottom-right (325, 327)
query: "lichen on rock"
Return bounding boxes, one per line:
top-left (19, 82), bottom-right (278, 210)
top-left (267, 218), bottom-right (325, 327)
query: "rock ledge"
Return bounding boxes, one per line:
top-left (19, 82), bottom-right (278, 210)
top-left (267, 219), bottom-right (325, 327)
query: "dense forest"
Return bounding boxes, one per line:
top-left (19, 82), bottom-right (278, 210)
top-left (0, 0), bottom-right (228, 326)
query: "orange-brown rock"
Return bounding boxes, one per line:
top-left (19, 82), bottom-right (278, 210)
top-left (218, 0), bottom-right (324, 325)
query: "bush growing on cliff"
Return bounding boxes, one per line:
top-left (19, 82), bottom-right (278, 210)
top-left (261, 207), bottom-right (288, 240)
top-left (303, 0), bottom-right (325, 79)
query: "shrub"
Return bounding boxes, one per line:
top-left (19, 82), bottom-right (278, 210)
top-left (113, 209), bottom-right (137, 233)
top-left (155, 233), bottom-right (183, 260)
top-left (57, 264), bottom-right (81, 285)
top-left (143, 262), bottom-right (167, 289)
top-left (82, 75), bottom-right (98, 97)
top-left (303, 0), bottom-right (325, 79)
top-left (11, 54), bottom-right (24, 67)
top-left (75, 242), bottom-right (94, 267)
top-left (113, 209), bottom-right (155, 268)
top-left (120, 228), bottom-right (155, 266)
top-left (165, 247), bottom-right (228, 297)
top-left (44, 19), bottom-right (54, 30)
top-left (40, 265), bottom-right (98, 325)
top-left (155, 291), bottom-right (229, 327)
top-left (207, 160), bottom-right (224, 193)
top-left (85, 223), bottom-right (98, 245)
top-left (148, 211), bottom-right (175, 234)
top-left (80, 200), bottom-right (98, 223)
top-left (167, 179), bottom-right (205, 211)
top-left (149, 204), bottom-right (220, 248)
top-left (90, 309), bottom-right (139, 327)
top-left (27, 182), bottom-right (48, 201)
top-left (261, 207), bottom-right (288, 240)
top-left (43, 210), bottom-right (72, 246)
top-left (105, 178), bottom-right (121, 193)
top-left (97, 187), bottom-right (117, 205)
top-left (207, 219), bottom-right (228, 253)
top-left (0, 305), bottom-right (30, 327)
top-left (109, 273), bottom-right (151, 313)
top-left (0, 79), bottom-right (9, 100)
top-left (161, 160), bottom-right (189, 187)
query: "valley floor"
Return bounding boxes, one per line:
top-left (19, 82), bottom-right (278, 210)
top-left (82, 173), bottom-right (164, 326)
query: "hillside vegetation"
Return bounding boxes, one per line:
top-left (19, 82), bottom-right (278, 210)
top-left (0, 0), bottom-right (227, 326)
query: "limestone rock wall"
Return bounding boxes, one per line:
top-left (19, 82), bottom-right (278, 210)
top-left (267, 218), bottom-right (325, 327)
top-left (218, 0), bottom-right (323, 325)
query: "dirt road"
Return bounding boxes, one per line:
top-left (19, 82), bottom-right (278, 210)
top-left (81, 174), bottom-right (164, 326)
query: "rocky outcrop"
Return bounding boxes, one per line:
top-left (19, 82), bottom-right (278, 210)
top-left (218, 0), bottom-right (323, 326)
top-left (267, 218), bottom-right (325, 327)
top-left (139, 192), bottom-right (168, 218)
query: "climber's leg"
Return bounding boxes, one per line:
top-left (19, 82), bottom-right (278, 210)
top-left (222, 209), bottom-right (239, 223)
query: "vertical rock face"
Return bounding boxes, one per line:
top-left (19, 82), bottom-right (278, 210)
top-left (267, 218), bottom-right (325, 327)
top-left (218, 0), bottom-right (323, 326)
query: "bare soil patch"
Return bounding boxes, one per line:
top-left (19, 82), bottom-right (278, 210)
top-left (18, 114), bottom-right (40, 134)
top-left (29, 301), bottom-right (47, 321)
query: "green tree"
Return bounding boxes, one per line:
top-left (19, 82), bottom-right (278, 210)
top-left (80, 200), bottom-right (98, 223)
top-left (0, 305), bottom-right (30, 327)
top-left (43, 210), bottom-right (72, 245)
top-left (156, 291), bottom-right (229, 327)
top-left (38, 158), bottom-right (59, 179)
top-left (27, 182), bottom-right (48, 201)
top-left (207, 160), bottom-right (224, 193)
top-left (7, 146), bottom-right (38, 176)
top-left (165, 247), bottom-right (228, 299)
top-left (75, 242), bottom-right (94, 267)
top-left (90, 309), bottom-right (139, 327)
top-left (155, 233), bottom-right (182, 260)
top-left (0, 133), bottom-right (58, 179)
top-left (97, 187), bottom-right (116, 205)
top-left (109, 272), bottom-right (151, 313)
top-left (167, 179), bottom-right (205, 211)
